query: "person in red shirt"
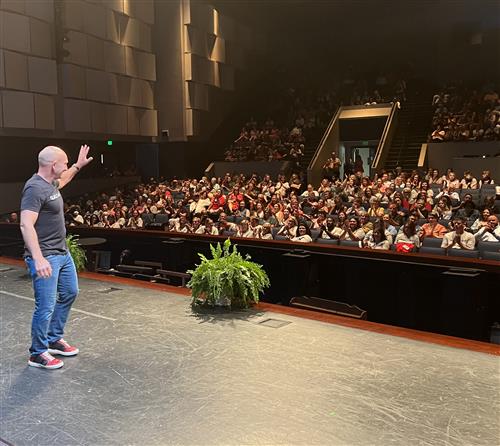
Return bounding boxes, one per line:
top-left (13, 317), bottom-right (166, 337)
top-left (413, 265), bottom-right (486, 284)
top-left (228, 186), bottom-right (244, 213)
top-left (208, 190), bottom-right (226, 218)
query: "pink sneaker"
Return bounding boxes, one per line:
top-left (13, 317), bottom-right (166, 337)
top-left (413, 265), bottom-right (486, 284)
top-left (28, 352), bottom-right (64, 369)
top-left (48, 339), bottom-right (79, 356)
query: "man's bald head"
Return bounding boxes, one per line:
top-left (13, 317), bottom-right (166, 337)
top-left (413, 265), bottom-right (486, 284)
top-left (38, 146), bottom-right (66, 167)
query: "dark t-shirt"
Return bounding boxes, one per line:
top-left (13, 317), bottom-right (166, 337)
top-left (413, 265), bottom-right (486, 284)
top-left (20, 174), bottom-right (67, 257)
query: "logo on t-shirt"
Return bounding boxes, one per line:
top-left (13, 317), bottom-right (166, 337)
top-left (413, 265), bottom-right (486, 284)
top-left (49, 192), bottom-right (61, 201)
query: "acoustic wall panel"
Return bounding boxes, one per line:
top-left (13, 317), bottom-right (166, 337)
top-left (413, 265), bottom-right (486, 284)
top-left (106, 9), bottom-right (120, 44)
top-left (65, 30), bottom-right (89, 66)
top-left (34, 93), bottom-right (55, 129)
top-left (127, 106), bottom-right (140, 135)
top-left (62, 64), bottom-right (86, 99)
top-left (140, 79), bottom-right (154, 109)
top-left (186, 81), bottom-right (208, 111)
top-left (64, 98), bottom-right (91, 132)
top-left (104, 41), bottom-right (126, 74)
top-left (139, 109), bottom-right (157, 136)
top-left (217, 14), bottom-right (234, 41)
top-left (0, 49), bottom-right (5, 87)
top-left (29, 17), bottom-right (52, 58)
top-left (106, 0), bottom-right (124, 14)
top-left (28, 56), bottom-right (57, 94)
top-left (139, 21), bottom-right (152, 52)
top-left (90, 102), bottom-right (106, 133)
top-left (213, 60), bottom-right (220, 88)
top-left (125, 46), bottom-right (138, 77)
top-left (186, 26), bottom-right (207, 57)
top-left (184, 108), bottom-right (201, 137)
top-left (116, 75), bottom-right (131, 105)
top-left (83, 1), bottom-right (106, 39)
top-left (0, 10), bottom-right (30, 53)
top-left (129, 77), bottom-right (143, 107)
top-left (107, 72), bottom-right (119, 104)
top-left (105, 103), bottom-right (127, 134)
top-left (121, 17), bottom-right (140, 49)
top-left (184, 53), bottom-right (192, 80)
top-left (87, 35), bottom-right (105, 70)
top-left (2, 90), bottom-right (34, 128)
top-left (0, 0), bottom-right (25, 14)
top-left (25, 0), bottom-right (54, 23)
top-left (63, 1), bottom-right (84, 32)
top-left (136, 51), bottom-right (156, 81)
top-left (187, 3), bottom-right (213, 34)
top-left (130, 0), bottom-right (154, 25)
top-left (211, 36), bottom-right (225, 63)
top-left (86, 68), bottom-right (109, 102)
top-left (187, 54), bottom-right (214, 85)
top-left (4, 50), bottom-right (28, 91)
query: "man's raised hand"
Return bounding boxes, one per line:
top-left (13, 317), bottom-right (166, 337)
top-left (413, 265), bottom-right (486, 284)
top-left (76, 144), bottom-right (94, 169)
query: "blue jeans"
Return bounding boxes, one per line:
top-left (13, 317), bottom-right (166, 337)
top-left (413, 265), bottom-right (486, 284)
top-left (25, 252), bottom-right (79, 356)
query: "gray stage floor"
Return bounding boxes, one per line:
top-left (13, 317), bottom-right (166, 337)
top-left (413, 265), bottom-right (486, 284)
top-left (0, 263), bottom-right (499, 446)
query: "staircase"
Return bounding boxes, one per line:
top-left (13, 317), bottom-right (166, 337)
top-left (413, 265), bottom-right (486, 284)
top-left (302, 127), bottom-right (325, 170)
top-left (384, 100), bottom-right (434, 172)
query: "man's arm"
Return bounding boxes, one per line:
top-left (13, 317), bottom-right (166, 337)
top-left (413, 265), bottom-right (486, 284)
top-left (20, 210), bottom-right (52, 278)
top-left (59, 144), bottom-right (93, 189)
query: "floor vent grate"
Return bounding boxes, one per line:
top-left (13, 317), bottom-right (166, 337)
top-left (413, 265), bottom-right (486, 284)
top-left (257, 318), bottom-right (291, 329)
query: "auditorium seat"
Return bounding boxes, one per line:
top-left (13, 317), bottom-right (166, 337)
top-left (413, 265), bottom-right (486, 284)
top-left (460, 189), bottom-right (480, 201)
top-left (274, 235), bottom-right (288, 241)
top-left (447, 249), bottom-right (480, 259)
top-left (310, 228), bottom-right (321, 241)
top-left (142, 213), bottom-right (153, 225)
top-left (155, 215), bottom-right (169, 225)
top-left (423, 237), bottom-right (444, 248)
top-left (316, 238), bottom-right (338, 245)
top-left (339, 240), bottom-right (361, 248)
top-left (482, 251), bottom-right (500, 261)
top-left (477, 241), bottom-right (500, 257)
top-left (419, 246), bottom-right (446, 256)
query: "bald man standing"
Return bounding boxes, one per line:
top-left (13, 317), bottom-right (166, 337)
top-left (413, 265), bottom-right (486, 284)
top-left (20, 145), bottom-right (93, 369)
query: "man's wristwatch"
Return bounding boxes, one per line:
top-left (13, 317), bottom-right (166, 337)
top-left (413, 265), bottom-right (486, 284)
top-left (72, 164), bottom-right (80, 171)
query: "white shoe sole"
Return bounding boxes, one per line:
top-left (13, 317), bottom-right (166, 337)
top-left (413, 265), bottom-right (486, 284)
top-left (28, 359), bottom-right (64, 369)
top-left (48, 348), bottom-right (79, 357)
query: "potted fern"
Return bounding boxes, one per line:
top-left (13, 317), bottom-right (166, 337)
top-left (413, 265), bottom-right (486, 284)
top-left (66, 234), bottom-right (87, 272)
top-left (187, 239), bottom-right (270, 309)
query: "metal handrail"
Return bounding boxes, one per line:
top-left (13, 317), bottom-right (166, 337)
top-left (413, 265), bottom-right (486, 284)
top-left (372, 102), bottom-right (398, 169)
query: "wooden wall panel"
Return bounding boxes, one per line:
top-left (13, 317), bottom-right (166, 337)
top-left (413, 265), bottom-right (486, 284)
top-left (29, 18), bottom-right (52, 58)
top-left (0, 10), bottom-right (30, 53)
top-left (28, 56), bottom-right (57, 94)
top-left (2, 90), bottom-right (34, 128)
top-left (64, 98), bottom-right (91, 132)
top-left (62, 64), bottom-right (86, 99)
top-left (4, 50), bottom-right (28, 90)
top-left (34, 93), bottom-right (55, 129)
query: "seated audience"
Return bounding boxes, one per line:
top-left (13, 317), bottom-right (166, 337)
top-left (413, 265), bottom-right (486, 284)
top-left (441, 217), bottom-right (476, 251)
top-left (474, 215), bottom-right (500, 242)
